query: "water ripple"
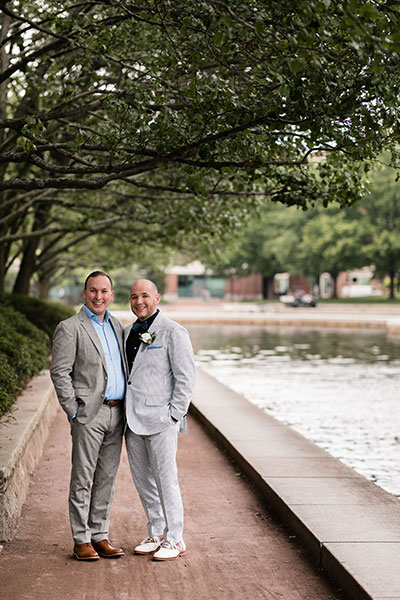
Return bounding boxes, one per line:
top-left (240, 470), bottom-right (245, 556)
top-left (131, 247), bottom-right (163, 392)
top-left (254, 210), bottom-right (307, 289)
top-left (189, 324), bottom-right (400, 498)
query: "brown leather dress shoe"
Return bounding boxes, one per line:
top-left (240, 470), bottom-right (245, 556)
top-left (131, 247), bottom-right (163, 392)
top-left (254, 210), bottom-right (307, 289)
top-left (73, 542), bottom-right (99, 561)
top-left (92, 539), bottom-right (125, 558)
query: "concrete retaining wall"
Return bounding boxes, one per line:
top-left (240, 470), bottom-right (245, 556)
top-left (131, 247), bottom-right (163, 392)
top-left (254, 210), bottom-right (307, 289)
top-left (0, 371), bottom-right (58, 541)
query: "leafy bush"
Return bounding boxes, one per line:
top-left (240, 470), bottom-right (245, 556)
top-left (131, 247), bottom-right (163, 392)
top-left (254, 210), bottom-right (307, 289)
top-left (0, 295), bottom-right (75, 416)
top-left (0, 359), bottom-right (19, 413)
top-left (0, 293), bottom-right (75, 339)
top-left (0, 304), bottom-right (48, 415)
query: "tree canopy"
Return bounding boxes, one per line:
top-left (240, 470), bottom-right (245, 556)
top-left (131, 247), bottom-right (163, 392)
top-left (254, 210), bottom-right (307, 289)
top-left (362, 162), bottom-right (400, 297)
top-left (299, 207), bottom-right (373, 296)
top-left (206, 203), bottom-right (311, 297)
top-left (209, 162), bottom-right (400, 299)
top-left (1, 0), bottom-right (400, 293)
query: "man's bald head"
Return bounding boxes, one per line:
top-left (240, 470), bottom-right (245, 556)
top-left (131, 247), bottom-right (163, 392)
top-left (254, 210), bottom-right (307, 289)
top-left (129, 279), bottom-right (160, 321)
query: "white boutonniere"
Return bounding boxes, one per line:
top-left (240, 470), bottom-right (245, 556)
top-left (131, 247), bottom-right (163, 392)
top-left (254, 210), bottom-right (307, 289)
top-left (139, 331), bottom-right (156, 345)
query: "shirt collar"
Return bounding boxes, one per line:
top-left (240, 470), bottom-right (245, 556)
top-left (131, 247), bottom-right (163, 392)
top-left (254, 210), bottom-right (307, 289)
top-left (83, 304), bottom-right (110, 324)
top-left (132, 308), bottom-right (160, 329)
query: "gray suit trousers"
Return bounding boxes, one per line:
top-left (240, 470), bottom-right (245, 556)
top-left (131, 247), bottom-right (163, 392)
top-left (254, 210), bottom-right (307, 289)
top-left (69, 403), bottom-right (124, 544)
top-left (126, 422), bottom-right (184, 543)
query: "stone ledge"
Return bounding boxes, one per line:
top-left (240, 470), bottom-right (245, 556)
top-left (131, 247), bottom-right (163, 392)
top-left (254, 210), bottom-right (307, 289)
top-left (0, 370), bottom-right (58, 541)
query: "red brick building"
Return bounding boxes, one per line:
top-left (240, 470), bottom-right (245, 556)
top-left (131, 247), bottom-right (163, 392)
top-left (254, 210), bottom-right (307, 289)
top-left (165, 262), bottom-right (264, 302)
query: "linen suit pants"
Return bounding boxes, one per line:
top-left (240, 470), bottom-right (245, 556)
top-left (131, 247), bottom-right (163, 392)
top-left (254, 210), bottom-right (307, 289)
top-left (126, 423), bottom-right (184, 543)
top-left (69, 403), bottom-right (124, 544)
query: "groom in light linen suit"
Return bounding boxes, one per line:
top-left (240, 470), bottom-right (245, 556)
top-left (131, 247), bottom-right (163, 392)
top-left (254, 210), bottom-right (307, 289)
top-left (124, 279), bottom-right (195, 561)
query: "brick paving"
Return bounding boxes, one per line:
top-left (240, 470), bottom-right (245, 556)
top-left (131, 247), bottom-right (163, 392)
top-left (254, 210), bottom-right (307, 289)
top-left (0, 406), bottom-right (345, 600)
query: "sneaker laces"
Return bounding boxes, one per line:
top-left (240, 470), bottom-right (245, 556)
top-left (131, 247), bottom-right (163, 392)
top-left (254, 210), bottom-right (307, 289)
top-left (161, 540), bottom-right (178, 550)
top-left (141, 535), bottom-right (163, 544)
top-left (161, 540), bottom-right (183, 552)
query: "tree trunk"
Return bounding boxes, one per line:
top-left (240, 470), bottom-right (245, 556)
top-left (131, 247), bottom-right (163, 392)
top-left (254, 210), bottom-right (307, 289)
top-left (331, 272), bottom-right (338, 299)
top-left (0, 16), bottom-right (12, 295)
top-left (12, 203), bottom-right (49, 295)
top-left (37, 272), bottom-right (52, 299)
top-left (0, 243), bottom-right (5, 295)
top-left (389, 268), bottom-right (395, 300)
top-left (12, 239), bottom-right (38, 294)
top-left (36, 257), bottom-right (60, 300)
top-left (262, 275), bottom-right (274, 299)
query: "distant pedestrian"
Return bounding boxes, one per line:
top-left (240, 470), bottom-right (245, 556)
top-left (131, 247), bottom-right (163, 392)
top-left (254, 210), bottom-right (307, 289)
top-left (124, 279), bottom-right (196, 560)
top-left (50, 271), bottom-right (126, 561)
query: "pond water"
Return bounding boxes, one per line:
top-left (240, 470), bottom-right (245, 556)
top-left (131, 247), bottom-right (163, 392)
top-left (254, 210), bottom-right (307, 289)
top-left (188, 324), bottom-right (400, 498)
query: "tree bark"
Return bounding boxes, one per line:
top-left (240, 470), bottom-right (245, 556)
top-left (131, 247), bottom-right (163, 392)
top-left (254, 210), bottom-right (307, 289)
top-left (0, 241), bottom-right (5, 294)
top-left (37, 274), bottom-right (52, 299)
top-left (389, 268), bottom-right (395, 300)
top-left (262, 275), bottom-right (275, 299)
top-left (12, 238), bottom-right (38, 294)
top-left (36, 259), bottom-right (60, 299)
top-left (12, 203), bottom-right (49, 294)
top-left (331, 272), bottom-right (338, 299)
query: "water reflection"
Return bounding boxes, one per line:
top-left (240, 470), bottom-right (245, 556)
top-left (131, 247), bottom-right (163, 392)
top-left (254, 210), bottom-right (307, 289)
top-left (188, 324), bottom-right (400, 498)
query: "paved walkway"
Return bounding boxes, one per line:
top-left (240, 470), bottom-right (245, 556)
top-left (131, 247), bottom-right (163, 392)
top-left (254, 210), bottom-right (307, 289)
top-left (2, 300), bottom-right (398, 599)
top-left (0, 405), bottom-right (344, 600)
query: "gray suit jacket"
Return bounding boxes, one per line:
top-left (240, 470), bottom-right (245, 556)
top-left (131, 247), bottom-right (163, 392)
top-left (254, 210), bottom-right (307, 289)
top-left (50, 306), bottom-right (125, 424)
top-left (124, 312), bottom-right (196, 435)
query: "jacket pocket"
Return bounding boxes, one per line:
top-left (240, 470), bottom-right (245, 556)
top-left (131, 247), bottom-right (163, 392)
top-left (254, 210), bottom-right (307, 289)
top-left (74, 388), bottom-right (90, 407)
top-left (74, 388), bottom-right (90, 396)
top-left (145, 396), bottom-right (167, 406)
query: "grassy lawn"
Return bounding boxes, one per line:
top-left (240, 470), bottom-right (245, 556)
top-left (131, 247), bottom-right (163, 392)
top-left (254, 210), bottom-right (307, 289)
top-left (318, 295), bottom-right (400, 304)
top-left (227, 295), bottom-right (400, 305)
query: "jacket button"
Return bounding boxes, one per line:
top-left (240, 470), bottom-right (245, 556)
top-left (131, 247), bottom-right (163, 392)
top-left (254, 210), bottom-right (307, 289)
top-left (128, 381), bottom-right (131, 385)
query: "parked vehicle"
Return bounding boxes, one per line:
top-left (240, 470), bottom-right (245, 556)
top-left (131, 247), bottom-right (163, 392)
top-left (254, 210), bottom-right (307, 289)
top-left (279, 289), bottom-right (317, 307)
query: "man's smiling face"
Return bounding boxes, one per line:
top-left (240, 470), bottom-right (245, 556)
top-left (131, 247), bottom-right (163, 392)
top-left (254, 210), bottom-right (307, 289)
top-left (83, 275), bottom-right (114, 321)
top-left (129, 279), bottom-right (160, 322)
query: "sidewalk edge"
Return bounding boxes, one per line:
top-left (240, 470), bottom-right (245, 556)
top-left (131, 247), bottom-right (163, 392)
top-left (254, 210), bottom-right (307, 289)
top-left (0, 370), bottom-right (58, 541)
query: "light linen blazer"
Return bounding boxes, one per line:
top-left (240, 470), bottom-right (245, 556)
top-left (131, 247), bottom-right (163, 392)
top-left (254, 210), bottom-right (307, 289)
top-left (50, 306), bottom-right (125, 424)
top-left (124, 312), bottom-right (196, 435)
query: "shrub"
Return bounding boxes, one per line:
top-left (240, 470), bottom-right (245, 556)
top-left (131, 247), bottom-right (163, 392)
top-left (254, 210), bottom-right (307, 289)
top-left (0, 304), bottom-right (49, 416)
top-left (0, 295), bottom-right (74, 416)
top-left (0, 356), bottom-right (20, 414)
top-left (0, 293), bottom-right (75, 339)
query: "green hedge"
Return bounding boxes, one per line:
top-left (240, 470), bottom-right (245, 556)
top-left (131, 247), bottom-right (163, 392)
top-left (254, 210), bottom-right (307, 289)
top-left (0, 293), bottom-right (75, 339)
top-left (0, 305), bottom-right (48, 414)
top-left (0, 295), bottom-right (75, 417)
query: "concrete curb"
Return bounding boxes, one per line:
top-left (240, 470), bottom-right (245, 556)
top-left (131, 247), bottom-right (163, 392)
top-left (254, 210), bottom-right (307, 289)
top-left (0, 371), bottom-right (58, 541)
top-left (190, 368), bottom-right (400, 600)
top-left (115, 306), bottom-right (400, 334)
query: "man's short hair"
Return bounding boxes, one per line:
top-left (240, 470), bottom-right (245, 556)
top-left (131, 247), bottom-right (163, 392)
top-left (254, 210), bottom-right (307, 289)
top-left (84, 271), bottom-right (113, 290)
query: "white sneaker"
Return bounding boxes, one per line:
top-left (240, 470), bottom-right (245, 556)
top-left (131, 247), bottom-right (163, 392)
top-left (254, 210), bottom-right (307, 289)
top-left (153, 540), bottom-right (186, 561)
top-left (134, 535), bottom-right (164, 555)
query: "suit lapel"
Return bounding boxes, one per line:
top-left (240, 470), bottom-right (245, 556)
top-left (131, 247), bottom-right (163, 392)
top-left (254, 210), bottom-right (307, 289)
top-left (79, 307), bottom-right (107, 369)
top-left (110, 315), bottom-right (128, 375)
top-left (109, 315), bottom-right (123, 352)
top-left (129, 312), bottom-right (167, 375)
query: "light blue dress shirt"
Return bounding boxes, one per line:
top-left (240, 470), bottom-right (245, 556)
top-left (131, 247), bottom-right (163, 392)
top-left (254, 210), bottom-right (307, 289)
top-left (83, 305), bottom-right (125, 400)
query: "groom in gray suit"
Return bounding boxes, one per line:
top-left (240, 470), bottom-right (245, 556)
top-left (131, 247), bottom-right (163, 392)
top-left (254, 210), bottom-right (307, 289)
top-left (50, 271), bottom-right (126, 561)
top-left (125, 279), bottom-right (195, 561)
